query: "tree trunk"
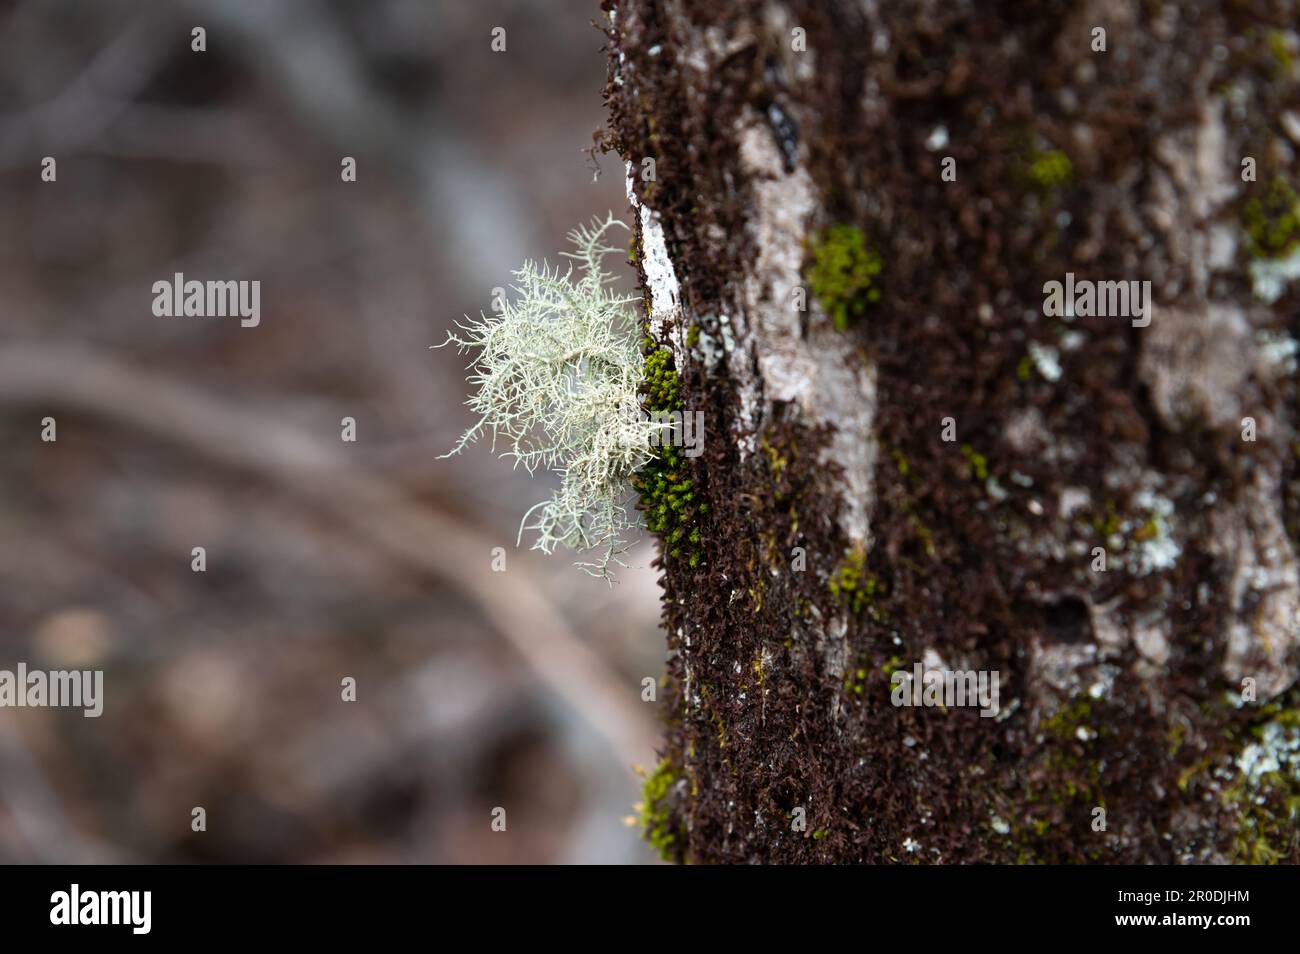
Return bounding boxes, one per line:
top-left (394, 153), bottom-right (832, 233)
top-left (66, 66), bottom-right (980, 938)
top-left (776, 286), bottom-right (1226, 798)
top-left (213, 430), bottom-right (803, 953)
top-left (602, 0), bottom-right (1300, 863)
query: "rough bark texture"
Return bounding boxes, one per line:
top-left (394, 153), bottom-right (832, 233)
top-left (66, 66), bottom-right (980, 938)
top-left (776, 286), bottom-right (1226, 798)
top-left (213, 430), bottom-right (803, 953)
top-left (603, 0), bottom-right (1300, 864)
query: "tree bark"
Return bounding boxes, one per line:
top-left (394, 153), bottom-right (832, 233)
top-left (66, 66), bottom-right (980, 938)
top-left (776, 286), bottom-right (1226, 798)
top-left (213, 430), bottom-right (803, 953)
top-left (602, 0), bottom-right (1300, 863)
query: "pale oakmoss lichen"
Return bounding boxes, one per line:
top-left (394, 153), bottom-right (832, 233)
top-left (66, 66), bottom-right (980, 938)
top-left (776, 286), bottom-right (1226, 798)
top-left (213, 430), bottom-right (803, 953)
top-left (439, 214), bottom-right (664, 577)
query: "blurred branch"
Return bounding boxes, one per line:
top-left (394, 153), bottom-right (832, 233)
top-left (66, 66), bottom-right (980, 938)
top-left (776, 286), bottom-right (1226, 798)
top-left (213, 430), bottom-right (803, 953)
top-left (0, 7), bottom-right (176, 168)
top-left (176, 0), bottom-right (531, 293)
top-left (0, 342), bottom-right (660, 768)
top-left (0, 718), bottom-right (122, 863)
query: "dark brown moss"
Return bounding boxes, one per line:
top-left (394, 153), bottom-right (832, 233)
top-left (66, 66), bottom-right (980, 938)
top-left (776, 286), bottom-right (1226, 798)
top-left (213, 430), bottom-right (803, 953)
top-left (603, 0), bottom-right (1300, 863)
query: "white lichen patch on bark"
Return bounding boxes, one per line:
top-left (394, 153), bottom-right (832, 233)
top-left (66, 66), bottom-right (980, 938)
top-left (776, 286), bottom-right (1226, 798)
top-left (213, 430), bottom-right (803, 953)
top-left (1130, 94), bottom-right (1300, 701)
top-left (626, 4), bottom-right (878, 545)
top-left (1211, 468), bottom-right (1300, 701)
top-left (1029, 626), bottom-right (1101, 703)
top-left (1236, 718), bottom-right (1300, 784)
top-left (822, 614), bottom-right (850, 726)
top-left (1141, 303), bottom-right (1254, 431)
top-left (1250, 245), bottom-right (1300, 304)
top-left (732, 120), bottom-right (879, 546)
top-left (1132, 614), bottom-right (1172, 670)
top-left (626, 166), bottom-right (682, 345)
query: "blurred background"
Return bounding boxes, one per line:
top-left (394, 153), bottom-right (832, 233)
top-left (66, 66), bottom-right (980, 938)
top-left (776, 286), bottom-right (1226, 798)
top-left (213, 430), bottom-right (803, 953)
top-left (0, 0), bottom-right (667, 863)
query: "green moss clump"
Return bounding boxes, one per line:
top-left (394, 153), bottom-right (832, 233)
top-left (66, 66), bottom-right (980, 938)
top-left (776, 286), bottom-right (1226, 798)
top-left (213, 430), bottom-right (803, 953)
top-left (891, 448), bottom-right (911, 478)
top-left (959, 443), bottom-right (989, 481)
top-left (1222, 705), bottom-right (1300, 864)
top-left (828, 545), bottom-right (881, 615)
top-left (638, 758), bottom-right (681, 861)
top-left (641, 343), bottom-right (681, 411)
top-left (1092, 500), bottom-right (1121, 540)
top-left (1040, 698), bottom-right (1094, 740)
top-left (760, 435), bottom-right (789, 481)
top-left (1085, 498), bottom-right (1173, 554)
top-left (907, 514), bottom-right (937, 560)
top-left (1027, 149), bottom-right (1073, 190)
top-left (634, 344), bottom-right (704, 568)
top-left (1266, 28), bottom-right (1296, 75)
top-left (1003, 697), bottom-right (1107, 858)
top-left (1242, 178), bottom-right (1300, 260)
top-left (880, 654), bottom-right (906, 678)
top-left (805, 225), bottom-right (884, 331)
top-left (1224, 771), bottom-right (1300, 864)
top-left (1130, 518), bottom-right (1159, 543)
top-left (1170, 699), bottom-right (1300, 863)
